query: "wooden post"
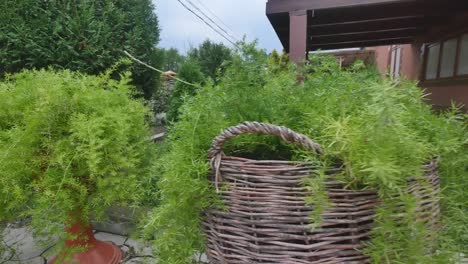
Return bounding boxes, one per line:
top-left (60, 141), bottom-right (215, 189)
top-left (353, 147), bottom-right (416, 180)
top-left (289, 9), bottom-right (308, 64)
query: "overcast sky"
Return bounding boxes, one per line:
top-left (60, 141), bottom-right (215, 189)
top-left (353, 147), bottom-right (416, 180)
top-left (152, 0), bottom-right (283, 53)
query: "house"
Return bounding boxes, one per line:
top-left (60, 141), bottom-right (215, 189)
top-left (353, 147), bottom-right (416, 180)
top-left (266, 0), bottom-right (468, 110)
top-left (312, 48), bottom-right (377, 68)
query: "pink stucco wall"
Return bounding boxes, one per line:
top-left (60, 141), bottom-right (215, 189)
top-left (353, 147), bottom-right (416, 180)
top-left (369, 43), bottom-right (467, 110)
top-left (367, 46), bottom-right (390, 76)
top-left (399, 44), bottom-right (423, 80)
top-left (368, 44), bottom-right (423, 79)
top-left (424, 84), bottom-right (468, 110)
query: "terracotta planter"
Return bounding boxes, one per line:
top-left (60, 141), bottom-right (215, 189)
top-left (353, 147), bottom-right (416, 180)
top-left (49, 219), bottom-right (122, 264)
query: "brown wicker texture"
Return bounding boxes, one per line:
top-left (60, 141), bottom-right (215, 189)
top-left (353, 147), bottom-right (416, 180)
top-left (203, 122), bottom-right (440, 264)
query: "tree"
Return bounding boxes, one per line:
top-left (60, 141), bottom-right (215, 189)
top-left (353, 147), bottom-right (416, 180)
top-left (188, 39), bottom-right (232, 80)
top-left (161, 48), bottom-right (186, 72)
top-left (268, 49), bottom-right (289, 72)
top-left (166, 60), bottom-right (205, 121)
top-left (268, 49), bottom-right (281, 65)
top-left (0, 0), bottom-right (161, 99)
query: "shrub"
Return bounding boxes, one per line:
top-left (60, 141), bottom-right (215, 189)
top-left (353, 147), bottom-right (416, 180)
top-left (0, 0), bottom-right (162, 99)
top-left (144, 42), bottom-right (467, 263)
top-left (166, 60), bottom-right (205, 122)
top-left (0, 69), bottom-right (154, 251)
top-left (161, 48), bottom-right (186, 72)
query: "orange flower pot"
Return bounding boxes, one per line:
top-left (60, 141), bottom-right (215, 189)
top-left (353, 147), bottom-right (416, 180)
top-left (49, 222), bottom-right (122, 264)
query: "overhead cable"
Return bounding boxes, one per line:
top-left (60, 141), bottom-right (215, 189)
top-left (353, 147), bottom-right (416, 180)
top-left (194, 0), bottom-right (239, 38)
top-left (123, 50), bottom-right (199, 88)
top-left (185, 0), bottom-right (239, 42)
top-left (176, 0), bottom-right (238, 47)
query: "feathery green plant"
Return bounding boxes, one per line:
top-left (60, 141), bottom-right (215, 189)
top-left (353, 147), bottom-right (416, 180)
top-left (166, 60), bottom-right (205, 122)
top-left (144, 42), bottom-right (467, 263)
top-left (0, 69), bottom-right (154, 253)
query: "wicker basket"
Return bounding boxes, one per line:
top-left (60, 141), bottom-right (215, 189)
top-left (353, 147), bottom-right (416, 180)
top-left (203, 122), bottom-right (440, 264)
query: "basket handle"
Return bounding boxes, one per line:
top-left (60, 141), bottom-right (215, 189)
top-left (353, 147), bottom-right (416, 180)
top-left (208, 122), bottom-right (322, 192)
top-left (208, 121), bottom-right (322, 158)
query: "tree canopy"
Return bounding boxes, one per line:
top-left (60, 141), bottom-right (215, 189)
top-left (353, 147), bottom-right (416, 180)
top-left (188, 39), bottom-right (232, 80)
top-left (166, 60), bottom-right (205, 121)
top-left (0, 0), bottom-right (161, 99)
top-left (161, 48), bottom-right (186, 72)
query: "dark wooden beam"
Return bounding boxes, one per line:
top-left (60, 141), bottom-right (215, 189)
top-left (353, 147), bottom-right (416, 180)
top-left (266, 12), bottom-right (290, 51)
top-left (274, 16), bottom-right (429, 35)
top-left (422, 11), bottom-right (468, 43)
top-left (309, 37), bottom-right (414, 47)
top-left (309, 15), bottom-right (424, 28)
top-left (310, 28), bottom-right (420, 44)
top-left (266, 0), bottom-right (418, 14)
top-left (310, 27), bottom-right (419, 38)
top-left (306, 0), bottom-right (461, 25)
top-left (272, 15), bottom-right (431, 52)
top-left (309, 37), bottom-right (414, 51)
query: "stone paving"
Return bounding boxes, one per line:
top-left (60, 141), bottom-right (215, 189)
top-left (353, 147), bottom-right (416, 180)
top-left (2, 224), bottom-right (465, 264)
top-left (1, 224), bottom-right (155, 264)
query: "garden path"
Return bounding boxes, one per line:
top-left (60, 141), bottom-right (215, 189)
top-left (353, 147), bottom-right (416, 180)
top-left (3, 224), bottom-right (464, 263)
top-left (1, 224), bottom-right (154, 264)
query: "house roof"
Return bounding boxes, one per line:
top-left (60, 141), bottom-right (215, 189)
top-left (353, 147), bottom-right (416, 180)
top-left (266, 0), bottom-right (468, 52)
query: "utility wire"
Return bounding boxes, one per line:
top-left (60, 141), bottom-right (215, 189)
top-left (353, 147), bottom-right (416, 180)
top-left (184, 0), bottom-right (239, 43)
top-left (176, 0), bottom-right (237, 47)
top-left (123, 50), bottom-right (199, 88)
top-left (193, 0), bottom-right (242, 40)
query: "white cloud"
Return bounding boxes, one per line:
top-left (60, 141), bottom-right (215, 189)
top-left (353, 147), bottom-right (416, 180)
top-left (153, 0), bottom-right (282, 53)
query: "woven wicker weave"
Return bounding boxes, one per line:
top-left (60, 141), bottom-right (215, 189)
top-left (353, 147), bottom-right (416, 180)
top-left (203, 122), bottom-right (440, 264)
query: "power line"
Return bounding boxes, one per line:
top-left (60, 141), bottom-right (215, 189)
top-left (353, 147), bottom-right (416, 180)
top-left (193, 0), bottom-right (241, 40)
top-left (176, 0), bottom-right (237, 47)
top-left (185, 0), bottom-right (238, 42)
top-left (185, 0), bottom-right (240, 42)
top-left (177, 0), bottom-right (236, 45)
top-left (123, 50), bottom-right (199, 88)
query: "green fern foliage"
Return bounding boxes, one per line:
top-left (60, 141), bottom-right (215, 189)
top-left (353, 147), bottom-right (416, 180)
top-left (0, 69), bottom-right (154, 248)
top-left (145, 42), bottom-right (467, 263)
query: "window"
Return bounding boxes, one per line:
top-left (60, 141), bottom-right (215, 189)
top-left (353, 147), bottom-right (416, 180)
top-left (424, 33), bottom-right (468, 80)
top-left (458, 34), bottom-right (468, 75)
top-left (440, 38), bottom-right (457, 78)
top-left (425, 44), bottom-right (440, 80)
top-left (390, 45), bottom-right (402, 79)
